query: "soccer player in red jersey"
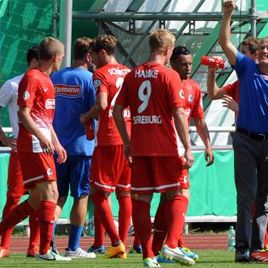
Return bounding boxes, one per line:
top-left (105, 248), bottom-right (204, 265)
top-left (0, 37), bottom-right (71, 261)
top-left (152, 45), bottom-right (214, 263)
top-left (113, 29), bottom-right (194, 267)
top-left (0, 46), bottom-right (40, 258)
top-left (80, 35), bottom-right (132, 258)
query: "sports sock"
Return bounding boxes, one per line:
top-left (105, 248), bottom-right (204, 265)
top-left (152, 202), bottom-right (167, 255)
top-left (68, 225), bottom-right (84, 251)
top-left (132, 198), bottom-right (154, 259)
top-left (38, 200), bottom-right (56, 255)
top-left (28, 210), bottom-right (40, 250)
top-left (133, 234), bottom-right (141, 247)
top-left (117, 194), bottom-right (132, 245)
top-left (0, 196), bottom-right (20, 249)
top-left (93, 210), bottom-right (105, 247)
top-left (178, 233), bottom-right (185, 247)
top-left (165, 195), bottom-right (188, 249)
top-left (0, 200), bottom-right (35, 235)
top-left (91, 192), bottom-right (120, 246)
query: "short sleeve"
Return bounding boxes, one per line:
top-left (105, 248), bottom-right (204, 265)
top-left (191, 84), bottom-right (204, 119)
top-left (17, 75), bottom-right (37, 109)
top-left (0, 80), bottom-right (14, 107)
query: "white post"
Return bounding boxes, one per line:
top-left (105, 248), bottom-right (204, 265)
top-left (60, 0), bottom-right (73, 67)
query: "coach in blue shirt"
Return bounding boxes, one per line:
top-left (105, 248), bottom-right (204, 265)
top-left (219, 0), bottom-right (268, 263)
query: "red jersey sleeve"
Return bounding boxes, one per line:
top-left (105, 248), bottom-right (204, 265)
top-left (93, 70), bottom-right (109, 95)
top-left (191, 83), bottom-right (204, 119)
top-left (222, 80), bottom-right (239, 103)
top-left (17, 74), bottom-right (37, 109)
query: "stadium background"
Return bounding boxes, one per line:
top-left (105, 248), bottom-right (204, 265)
top-left (0, 0), bottom-right (267, 224)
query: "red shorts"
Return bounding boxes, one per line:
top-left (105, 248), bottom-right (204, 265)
top-left (131, 156), bottom-right (190, 194)
top-left (7, 150), bottom-right (26, 198)
top-left (18, 151), bottom-right (56, 189)
top-left (90, 145), bottom-right (131, 193)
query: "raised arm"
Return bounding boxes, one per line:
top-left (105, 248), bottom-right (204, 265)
top-left (218, 0), bottom-right (238, 66)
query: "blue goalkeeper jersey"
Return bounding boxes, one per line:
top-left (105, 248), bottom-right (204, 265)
top-left (52, 67), bottom-right (96, 156)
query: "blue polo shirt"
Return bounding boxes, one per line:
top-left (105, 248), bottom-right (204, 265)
top-left (52, 67), bottom-right (96, 156)
top-left (235, 52), bottom-right (268, 133)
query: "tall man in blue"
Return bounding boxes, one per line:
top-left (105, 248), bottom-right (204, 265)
top-left (219, 0), bottom-right (268, 263)
top-left (52, 37), bottom-right (96, 259)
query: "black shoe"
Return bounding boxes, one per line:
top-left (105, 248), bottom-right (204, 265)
top-left (235, 249), bottom-right (250, 262)
top-left (50, 239), bottom-right (59, 255)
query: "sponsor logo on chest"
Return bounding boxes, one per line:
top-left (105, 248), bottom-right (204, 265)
top-left (45, 99), bottom-right (55, 110)
top-left (55, 84), bottom-right (82, 98)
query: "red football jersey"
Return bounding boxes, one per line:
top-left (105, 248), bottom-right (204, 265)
top-left (177, 79), bottom-right (204, 156)
top-left (17, 69), bottom-right (55, 152)
top-left (94, 63), bottom-right (131, 146)
top-left (182, 79), bottom-right (204, 122)
top-left (222, 80), bottom-right (239, 103)
top-left (116, 62), bottom-right (184, 156)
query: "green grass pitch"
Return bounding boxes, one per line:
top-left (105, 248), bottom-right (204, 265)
top-left (0, 250), bottom-right (265, 268)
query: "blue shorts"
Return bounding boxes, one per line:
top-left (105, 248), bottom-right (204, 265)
top-left (55, 155), bottom-right (91, 198)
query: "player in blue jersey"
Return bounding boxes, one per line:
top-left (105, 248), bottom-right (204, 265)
top-left (51, 37), bottom-right (96, 259)
top-left (219, 0), bottom-right (268, 263)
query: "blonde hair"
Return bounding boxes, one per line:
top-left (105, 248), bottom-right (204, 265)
top-left (39, 37), bottom-right (64, 61)
top-left (149, 29), bottom-right (175, 54)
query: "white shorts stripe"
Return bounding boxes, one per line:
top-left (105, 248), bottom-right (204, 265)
top-left (94, 181), bottom-right (116, 191)
top-left (131, 182), bottom-right (180, 192)
top-left (24, 175), bottom-right (44, 185)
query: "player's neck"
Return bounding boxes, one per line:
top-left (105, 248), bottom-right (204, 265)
top-left (148, 53), bottom-right (166, 65)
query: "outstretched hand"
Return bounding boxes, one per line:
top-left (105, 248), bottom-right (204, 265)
top-left (222, 0), bottom-right (236, 15)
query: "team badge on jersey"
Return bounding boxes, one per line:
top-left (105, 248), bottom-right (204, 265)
top-left (94, 79), bottom-right (102, 89)
top-left (23, 90), bottom-right (30, 100)
top-left (47, 168), bottom-right (53, 177)
top-left (179, 89), bottom-right (185, 99)
top-left (188, 95), bottom-right (193, 103)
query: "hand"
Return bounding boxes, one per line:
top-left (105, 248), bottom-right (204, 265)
top-left (80, 113), bottom-right (88, 124)
top-left (205, 148), bottom-right (214, 167)
top-left (54, 143), bottom-right (67, 164)
top-left (184, 149), bottom-right (194, 169)
top-left (222, 94), bottom-right (238, 112)
top-left (222, 0), bottom-right (236, 15)
top-left (39, 135), bottom-right (55, 154)
top-left (1, 136), bottom-right (17, 151)
top-left (124, 143), bottom-right (132, 165)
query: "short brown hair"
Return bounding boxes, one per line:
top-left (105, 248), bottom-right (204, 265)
top-left (90, 35), bottom-right (117, 55)
top-left (73, 37), bottom-right (92, 60)
top-left (39, 37), bottom-right (64, 61)
top-left (241, 37), bottom-right (260, 54)
top-left (149, 29), bottom-right (175, 54)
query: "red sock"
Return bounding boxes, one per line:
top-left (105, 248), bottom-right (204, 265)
top-left (165, 195), bottom-right (188, 248)
top-left (178, 233), bottom-right (185, 247)
top-left (28, 210), bottom-right (40, 250)
top-left (38, 200), bottom-right (56, 255)
top-left (132, 198), bottom-right (154, 259)
top-left (117, 194), bottom-right (132, 245)
top-left (134, 234), bottom-right (141, 246)
top-left (264, 228), bottom-right (268, 248)
top-left (0, 200), bottom-right (35, 235)
top-left (91, 192), bottom-right (120, 246)
top-left (152, 202), bottom-right (167, 255)
top-left (93, 209), bottom-right (105, 247)
top-left (0, 196), bottom-right (20, 249)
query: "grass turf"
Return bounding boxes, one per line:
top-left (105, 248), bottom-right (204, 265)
top-left (0, 250), bottom-right (265, 268)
